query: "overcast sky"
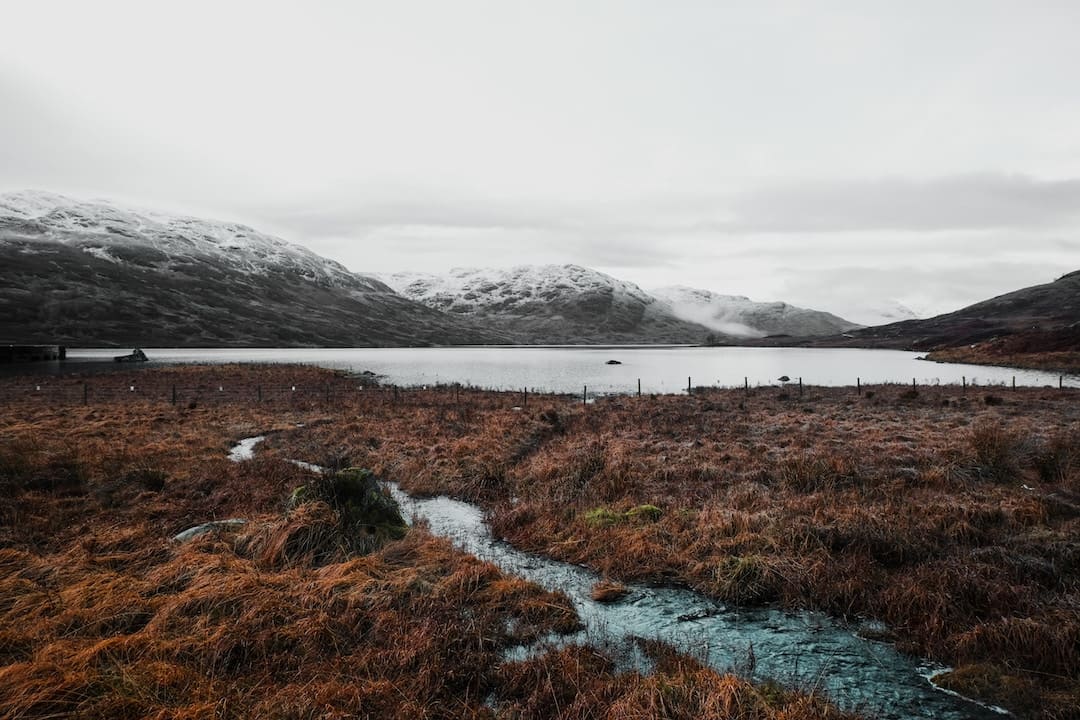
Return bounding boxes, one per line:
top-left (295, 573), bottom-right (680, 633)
top-left (2, 1), bottom-right (1079, 322)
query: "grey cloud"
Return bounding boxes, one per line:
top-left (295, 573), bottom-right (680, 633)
top-left (262, 173), bottom-right (1080, 250)
top-left (258, 196), bottom-right (681, 272)
top-left (265, 202), bottom-right (569, 237)
top-left (725, 174), bottom-right (1080, 233)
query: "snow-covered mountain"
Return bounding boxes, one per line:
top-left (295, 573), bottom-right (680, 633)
top-left (381, 265), bottom-right (716, 344)
top-left (381, 267), bottom-right (861, 343)
top-left (650, 286), bottom-right (861, 338)
top-left (0, 190), bottom-right (380, 292)
top-left (0, 191), bottom-right (509, 346)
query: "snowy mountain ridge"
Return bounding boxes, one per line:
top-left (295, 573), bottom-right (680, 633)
top-left (381, 264), bottom-right (659, 315)
top-left (381, 264), bottom-right (713, 344)
top-left (383, 266), bottom-right (862, 340)
top-left (0, 190), bottom-right (504, 346)
top-left (0, 190), bottom-right (387, 293)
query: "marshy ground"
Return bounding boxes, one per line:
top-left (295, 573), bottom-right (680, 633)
top-left (1, 365), bottom-right (1077, 718)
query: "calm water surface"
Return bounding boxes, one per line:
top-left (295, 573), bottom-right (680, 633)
top-left (47, 346), bottom-right (1078, 393)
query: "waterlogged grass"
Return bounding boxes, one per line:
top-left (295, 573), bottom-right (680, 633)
top-left (0, 365), bottom-right (864, 719)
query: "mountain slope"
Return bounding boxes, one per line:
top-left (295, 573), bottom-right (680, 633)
top-left (835, 270), bottom-right (1080, 351)
top-left (757, 270), bottom-right (1080, 372)
top-left (381, 265), bottom-right (715, 344)
top-left (0, 191), bottom-right (510, 347)
top-left (650, 286), bottom-right (861, 338)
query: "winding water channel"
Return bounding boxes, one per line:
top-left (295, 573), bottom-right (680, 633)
top-left (388, 486), bottom-right (1006, 720)
top-left (227, 436), bottom-right (1007, 719)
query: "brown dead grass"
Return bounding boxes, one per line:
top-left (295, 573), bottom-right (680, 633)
top-left (0, 366), bottom-right (866, 719)
top-left (261, 378), bottom-right (1080, 719)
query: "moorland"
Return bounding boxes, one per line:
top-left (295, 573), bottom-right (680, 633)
top-left (1, 364), bottom-right (1077, 718)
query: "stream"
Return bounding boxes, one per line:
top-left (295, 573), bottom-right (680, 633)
top-left (227, 436), bottom-right (1007, 719)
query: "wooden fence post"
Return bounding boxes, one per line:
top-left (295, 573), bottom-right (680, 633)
top-left (583, 385), bottom-right (587, 407)
top-left (857, 377), bottom-right (861, 395)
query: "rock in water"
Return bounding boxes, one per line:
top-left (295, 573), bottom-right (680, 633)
top-left (114, 348), bottom-right (148, 363)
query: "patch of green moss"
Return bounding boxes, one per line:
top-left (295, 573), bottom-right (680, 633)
top-left (584, 508), bottom-right (624, 527)
top-left (626, 504), bottom-right (663, 522)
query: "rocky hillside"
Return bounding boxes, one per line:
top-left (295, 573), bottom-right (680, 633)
top-left (381, 265), bottom-right (716, 344)
top-left (650, 285), bottom-right (861, 338)
top-left (0, 191), bottom-right (509, 347)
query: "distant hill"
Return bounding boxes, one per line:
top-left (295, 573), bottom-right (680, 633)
top-left (833, 270), bottom-right (1080, 350)
top-left (0, 191), bottom-right (510, 347)
top-left (380, 267), bottom-right (861, 344)
top-left (764, 270), bottom-right (1080, 373)
top-left (381, 265), bottom-right (714, 344)
top-left (650, 285), bottom-right (861, 338)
